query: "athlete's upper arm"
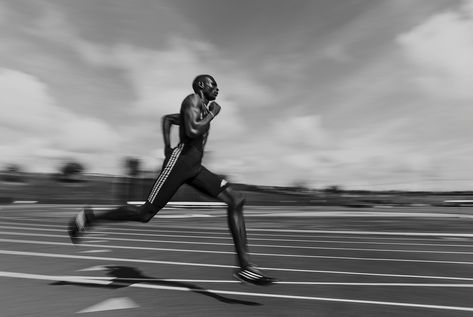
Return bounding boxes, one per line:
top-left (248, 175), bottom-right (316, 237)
top-left (181, 95), bottom-right (202, 138)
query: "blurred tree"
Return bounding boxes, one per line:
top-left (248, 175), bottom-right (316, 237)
top-left (5, 164), bottom-right (21, 173)
top-left (292, 180), bottom-right (309, 191)
top-left (123, 157), bottom-right (142, 201)
top-left (1, 164), bottom-right (25, 182)
top-left (58, 161), bottom-right (85, 182)
top-left (61, 162), bottom-right (84, 176)
top-left (125, 157), bottom-right (141, 177)
top-left (324, 185), bottom-right (342, 193)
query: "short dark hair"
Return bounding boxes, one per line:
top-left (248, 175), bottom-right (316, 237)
top-left (192, 74), bottom-right (214, 93)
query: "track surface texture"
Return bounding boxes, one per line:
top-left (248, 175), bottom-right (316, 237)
top-left (1, 204), bottom-right (473, 316)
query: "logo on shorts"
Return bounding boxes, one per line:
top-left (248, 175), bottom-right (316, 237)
top-left (220, 179), bottom-right (228, 187)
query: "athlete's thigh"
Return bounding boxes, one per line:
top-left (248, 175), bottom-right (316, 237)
top-left (147, 146), bottom-right (195, 210)
top-left (187, 166), bottom-right (229, 198)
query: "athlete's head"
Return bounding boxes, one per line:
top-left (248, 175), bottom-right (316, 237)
top-left (192, 74), bottom-right (219, 101)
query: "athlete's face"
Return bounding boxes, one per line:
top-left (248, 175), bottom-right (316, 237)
top-left (201, 77), bottom-right (219, 101)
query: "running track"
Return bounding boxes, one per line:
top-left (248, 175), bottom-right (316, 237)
top-left (1, 204), bottom-right (473, 316)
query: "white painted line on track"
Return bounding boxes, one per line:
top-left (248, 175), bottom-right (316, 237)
top-left (2, 230), bottom-right (473, 257)
top-left (274, 282), bottom-right (473, 287)
top-left (4, 237), bottom-right (473, 265)
top-left (2, 270), bottom-right (473, 312)
top-left (2, 219), bottom-right (469, 242)
top-left (4, 249), bottom-right (473, 282)
top-left (140, 225), bottom-right (473, 238)
top-left (157, 214), bottom-right (216, 218)
top-left (6, 270), bottom-right (473, 287)
top-left (7, 222), bottom-right (473, 247)
top-left (81, 240), bottom-right (109, 244)
top-left (79, 249), bottom-right (111, 253)
top-left (0, 249), bottom-right (239, 268)
top-left (252, 229), bottom-right (473, 238)
top-left (12, 201), bottom-right (38, 204)
top-left (127, 201), bottom-right (227, 207)
top-left (251, 211), bottom-right (473, 219)
top-left (3, 223), bottom-right (473, 250)
top-left (78, 265), bottom-right (109, 272)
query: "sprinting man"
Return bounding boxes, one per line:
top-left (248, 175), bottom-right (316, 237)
top-left (68, 74), bottom-right (276, 286)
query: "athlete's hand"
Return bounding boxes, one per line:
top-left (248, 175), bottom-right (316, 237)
top-left (208, 101), bottom-right (221, 117)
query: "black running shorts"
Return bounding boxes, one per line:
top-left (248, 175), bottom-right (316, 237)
top-left (146, 143), bottom-right (229, 210)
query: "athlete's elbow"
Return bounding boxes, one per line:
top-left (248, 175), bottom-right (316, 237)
top-left (161, 115), bottom-right (170, 124)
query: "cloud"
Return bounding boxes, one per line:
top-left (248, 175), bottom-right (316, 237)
top-left (27, 5), bottom-right (270, 138)
top-left (0, 68), bottom-right (120, 171)
top-left (274, 115), bottom-right (329, 148)
top-left (206, 114), bottom-right (333, 186)
top-left (397, 0), bottom-right (473, 100)
top-left (0, 68), bottom-right (57, 133)
top-left (53, 117), bottom-right (120, 153)
top-left (0, 3), bottom-right (5, 23)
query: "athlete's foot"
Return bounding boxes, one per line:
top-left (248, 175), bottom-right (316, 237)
top-left (68, 206), bottom-right (93, 244)
top-left (233, 266), bottom-right (277, 286)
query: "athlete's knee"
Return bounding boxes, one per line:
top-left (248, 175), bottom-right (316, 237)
top-left (227, 190), bottom-right (245, 210)
top-left (137, 202), bottom-right (158, 223)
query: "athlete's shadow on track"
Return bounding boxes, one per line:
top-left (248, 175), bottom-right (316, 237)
top-left (51, 266), bottom-right (261, 306)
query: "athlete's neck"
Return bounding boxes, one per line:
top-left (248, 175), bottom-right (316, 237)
top-left (197, 92), bottom-right (210, 106)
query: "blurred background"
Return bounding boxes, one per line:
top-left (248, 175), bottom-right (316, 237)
top-left (1, 0), bottom-right (472, 205)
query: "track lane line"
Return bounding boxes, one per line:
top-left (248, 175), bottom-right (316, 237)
top-left (1, 218), bottom-right (468, 242)
top-left (4, 237), bottom-right (473, 265)
top-left (1, 271), bottom-right (473, 312)
top-left (2, 227), bottom-right (473, 253)
top-left (3, 249), bottom-right (473, 281)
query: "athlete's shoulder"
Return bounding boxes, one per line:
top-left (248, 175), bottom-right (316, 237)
top-left (181, 93), bottom-right (201, 110)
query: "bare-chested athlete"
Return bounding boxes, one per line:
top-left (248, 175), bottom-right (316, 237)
top-left (68, 75), bottom-right (276, 286)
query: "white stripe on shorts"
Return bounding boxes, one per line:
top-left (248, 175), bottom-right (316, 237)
top-left (148, 144), bottom-right (184, 203)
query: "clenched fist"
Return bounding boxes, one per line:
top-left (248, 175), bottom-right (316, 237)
top-left (208, 101), bottom-right (221, 117)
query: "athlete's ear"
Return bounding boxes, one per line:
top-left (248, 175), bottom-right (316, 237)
top-left (198, 81), bottom-right (205, 89)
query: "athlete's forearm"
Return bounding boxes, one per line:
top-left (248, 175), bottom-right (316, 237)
top-left (162, 113), bottom-right (181, 147)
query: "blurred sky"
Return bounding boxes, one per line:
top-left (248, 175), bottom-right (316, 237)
top-left (1, 0), bottom-right (472, 190)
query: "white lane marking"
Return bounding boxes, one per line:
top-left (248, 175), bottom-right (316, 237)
top-left (271, 282), bottom-right (473, 287)
top-left (9, 222), bottom-right (463, 246)
top-left (3, 230), bottom-right (473, 258)
top-left (79, 249), bottom-right (111, 253)
top-left (3, 204), bottom-right (473, 219)
top-left (12, 201), bottom-right (38, 204)
top-left (2, 270), bottom-right (473, 312)
top-left (56, 276), bottom-right (473, 287)
top-left (0, 249), bottom-right (236, 269)
top-left (84, 233), bottom-right (108, 237)
top-left (81, 240), bottom-right (109, 244)
top-left (4, 268), bottom-right (473, 286)
top-left (157, 214), bottom-right (216, 218)
top-left (179, 227), bottom-right (473, 238)
top-left (77, 297), bottom-right (138, 313)
top-left (125, 224), bottom-right (473, 238)
top-left (128, 201), bottom-right (227, 207)
top-left (5, 237), bottom-right (473, 265)
top-left (4, 249), bottom-right (473, 283)
top-left (6, 223), bottom-right (473, 247)
top-left (2, 219), bottom-right (469, 242)
top-left (250, 211), bottom-right (473, 219)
